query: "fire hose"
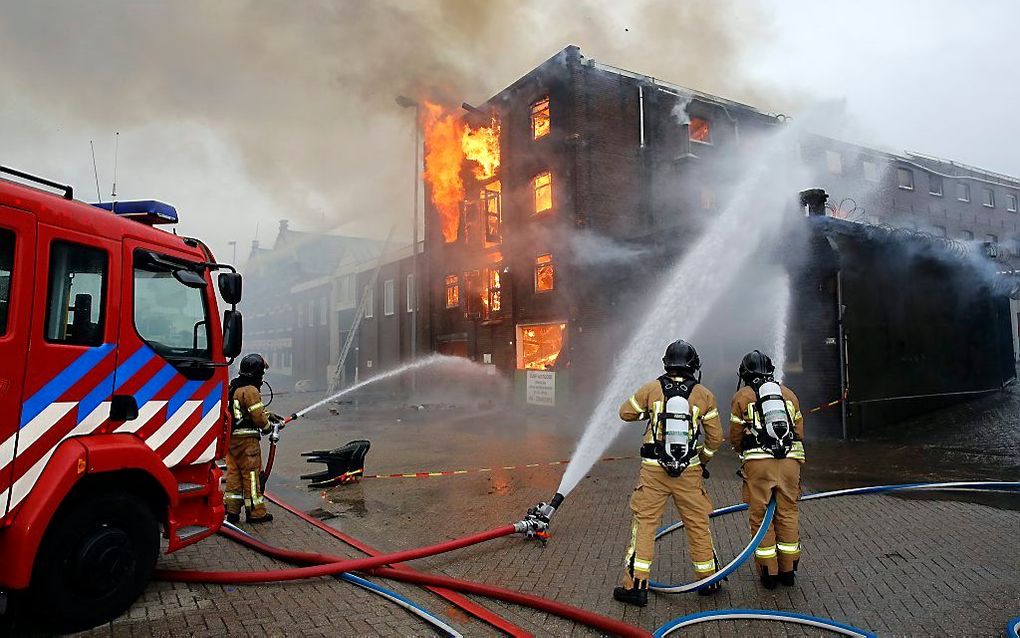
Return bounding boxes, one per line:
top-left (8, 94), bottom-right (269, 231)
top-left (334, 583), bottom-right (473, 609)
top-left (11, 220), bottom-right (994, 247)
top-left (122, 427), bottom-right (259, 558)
top-left (652, 609), bottom-right (875, 638)
top-left (204, 520), bottom-right (650, 638)
top-left (1007, 616), bottom-right (1020, 638)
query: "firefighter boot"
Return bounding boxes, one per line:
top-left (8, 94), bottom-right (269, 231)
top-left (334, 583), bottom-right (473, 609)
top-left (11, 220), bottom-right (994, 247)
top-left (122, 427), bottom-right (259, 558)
top-left (247, 512), bottom-right (274, 524)
top-left (612, 579), bottom-right (648, 607)
top-left (225, 512), bottom-right (240, 524)
top-left (760, 566), bottom-right (778, 590)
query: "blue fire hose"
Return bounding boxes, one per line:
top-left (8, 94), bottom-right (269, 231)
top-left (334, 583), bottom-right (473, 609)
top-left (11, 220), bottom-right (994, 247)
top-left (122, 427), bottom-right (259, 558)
top-left (222, 521), bottom-right (462, 637)
top-left (650, 481), bottom-right (1020, 634)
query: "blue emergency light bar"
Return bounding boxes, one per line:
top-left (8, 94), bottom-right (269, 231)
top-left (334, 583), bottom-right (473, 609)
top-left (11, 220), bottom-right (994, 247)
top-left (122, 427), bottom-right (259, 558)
top-left (91, 200), bottom-right (178, 225)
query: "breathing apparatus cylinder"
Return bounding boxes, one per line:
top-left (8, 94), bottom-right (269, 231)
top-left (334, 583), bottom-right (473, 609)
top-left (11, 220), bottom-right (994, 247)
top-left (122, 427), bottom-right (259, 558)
top-left (661, 395), bottom-right (691, 475)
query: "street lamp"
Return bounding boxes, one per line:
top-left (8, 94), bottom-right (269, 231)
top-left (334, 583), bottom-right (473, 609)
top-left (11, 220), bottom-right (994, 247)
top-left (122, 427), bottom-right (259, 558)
top-left (396, 95), bottom-right (421, 385)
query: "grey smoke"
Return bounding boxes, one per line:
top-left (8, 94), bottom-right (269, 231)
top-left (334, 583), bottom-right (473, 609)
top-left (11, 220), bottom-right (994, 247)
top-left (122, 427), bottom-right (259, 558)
top-left (567, 230), bottom-right (647, 265)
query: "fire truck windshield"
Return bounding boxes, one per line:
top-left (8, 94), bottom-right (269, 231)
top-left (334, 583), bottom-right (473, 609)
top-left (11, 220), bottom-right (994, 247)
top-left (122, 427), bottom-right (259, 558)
top-left (133, 250), bottom-right (212, 362)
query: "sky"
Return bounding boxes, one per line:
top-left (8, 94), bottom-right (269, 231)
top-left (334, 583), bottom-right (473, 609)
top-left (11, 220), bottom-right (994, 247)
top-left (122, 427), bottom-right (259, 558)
top-left (1, 0), bottom-right (1017, 266)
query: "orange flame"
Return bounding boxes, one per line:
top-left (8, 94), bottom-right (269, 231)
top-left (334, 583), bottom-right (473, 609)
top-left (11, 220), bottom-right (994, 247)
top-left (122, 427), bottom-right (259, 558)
top-left (421, 101), bottom-right (501, 243)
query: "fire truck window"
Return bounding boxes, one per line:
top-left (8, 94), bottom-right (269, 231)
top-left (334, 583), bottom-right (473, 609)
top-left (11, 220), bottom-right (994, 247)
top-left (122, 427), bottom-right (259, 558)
top-left (445, 274), bottom-right (459, 308)
top-left (45, 241), bottom-right (107, 346)
top-left (516, 323), bottom-right (565, 370)
top-left (535, 253), bottom-right (555, 292)
top-left (689, 117), bottom-right (711, 144)
top-left (531, 96), bottom-right (550, 140)
top-left (533, 171), bottom-right (552, 213)
top-left (133, 251), bottom-right (210, 359)
top-left (0, 228), bottom-right (13, 335)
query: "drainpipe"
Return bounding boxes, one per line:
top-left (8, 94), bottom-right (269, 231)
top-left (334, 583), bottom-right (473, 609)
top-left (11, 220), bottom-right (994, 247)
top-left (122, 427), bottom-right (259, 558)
top-left (836, 270), bottom-right (849, 440)
top-left (638, 84), bottom-right (646, 149)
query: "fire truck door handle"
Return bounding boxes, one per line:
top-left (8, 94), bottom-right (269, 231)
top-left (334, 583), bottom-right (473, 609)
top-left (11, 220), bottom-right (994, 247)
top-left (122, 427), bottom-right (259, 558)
top-left (110, 394), bottom-right (139, 421)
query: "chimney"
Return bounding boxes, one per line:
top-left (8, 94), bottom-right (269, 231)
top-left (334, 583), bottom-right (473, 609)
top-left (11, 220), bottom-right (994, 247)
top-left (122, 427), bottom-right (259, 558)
top-left (279, 219), bottom-right (290, 232)
top-left (251, 239), bottom-right (260, 251)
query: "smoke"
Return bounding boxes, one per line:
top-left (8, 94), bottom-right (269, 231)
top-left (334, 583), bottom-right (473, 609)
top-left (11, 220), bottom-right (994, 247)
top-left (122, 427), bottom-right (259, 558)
top-left (671, 91), bottom-right (694, 126)
top-left (0, 0), bottom-right (777, 259)
top-left (566, 229), bottom-right (647, 265)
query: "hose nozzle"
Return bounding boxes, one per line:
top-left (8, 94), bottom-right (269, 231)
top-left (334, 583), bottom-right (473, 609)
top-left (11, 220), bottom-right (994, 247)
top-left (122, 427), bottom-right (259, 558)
top-left (515, 492), bottom-right (565, 543)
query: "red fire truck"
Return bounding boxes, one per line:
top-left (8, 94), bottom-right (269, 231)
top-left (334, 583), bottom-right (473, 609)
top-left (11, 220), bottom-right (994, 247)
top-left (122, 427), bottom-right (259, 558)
top-left (0, 166), bottom-right (242, 630)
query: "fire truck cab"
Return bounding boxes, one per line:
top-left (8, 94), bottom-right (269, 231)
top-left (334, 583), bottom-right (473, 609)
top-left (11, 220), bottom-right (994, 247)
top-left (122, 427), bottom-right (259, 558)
top-left (0, 167), bottom-right (242, 631)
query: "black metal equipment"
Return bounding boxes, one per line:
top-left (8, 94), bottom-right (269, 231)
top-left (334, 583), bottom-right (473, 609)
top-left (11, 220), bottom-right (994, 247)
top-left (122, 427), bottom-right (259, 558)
top-left (300, 440), bottom-right (372, 488)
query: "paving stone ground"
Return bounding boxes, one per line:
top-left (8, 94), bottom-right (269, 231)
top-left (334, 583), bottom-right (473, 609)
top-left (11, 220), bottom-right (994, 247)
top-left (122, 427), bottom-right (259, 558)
top-left (54, 386), bottom-right (1020, 637)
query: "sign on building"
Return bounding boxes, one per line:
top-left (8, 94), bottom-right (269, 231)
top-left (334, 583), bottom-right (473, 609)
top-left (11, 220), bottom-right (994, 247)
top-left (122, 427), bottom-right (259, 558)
top-left (526, 370), bottom-right (556, 406)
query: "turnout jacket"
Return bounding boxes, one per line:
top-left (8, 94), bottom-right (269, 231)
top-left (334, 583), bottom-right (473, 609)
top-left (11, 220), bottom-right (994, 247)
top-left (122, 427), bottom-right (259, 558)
top-left (619, 377), bottom-right (724, 467)
top-left (230, 384), bottom-right (272, 438)
top-left (729, 384), bottom-right (805, 463)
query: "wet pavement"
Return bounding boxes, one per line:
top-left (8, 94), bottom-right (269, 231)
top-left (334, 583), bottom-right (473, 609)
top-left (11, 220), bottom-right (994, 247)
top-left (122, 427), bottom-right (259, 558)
top-left (67, 382), bottom-right (1020, 637)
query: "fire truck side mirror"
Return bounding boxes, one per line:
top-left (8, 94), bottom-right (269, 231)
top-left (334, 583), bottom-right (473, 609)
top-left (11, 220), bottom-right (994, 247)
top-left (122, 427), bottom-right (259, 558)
top-left (223, 309), bottom-right (242, 359)
top-left (218, 272), bottom-right (242, 305)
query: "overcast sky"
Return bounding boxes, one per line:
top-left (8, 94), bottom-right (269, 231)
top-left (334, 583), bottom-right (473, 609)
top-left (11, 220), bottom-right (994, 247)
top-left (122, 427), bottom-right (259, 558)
top-left (1, 0), bottom-right (1016, 266)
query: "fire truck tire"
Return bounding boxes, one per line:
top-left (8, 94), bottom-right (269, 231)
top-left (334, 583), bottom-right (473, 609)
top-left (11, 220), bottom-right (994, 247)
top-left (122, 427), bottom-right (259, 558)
top-left (29, 490), bottom-right (159, 632)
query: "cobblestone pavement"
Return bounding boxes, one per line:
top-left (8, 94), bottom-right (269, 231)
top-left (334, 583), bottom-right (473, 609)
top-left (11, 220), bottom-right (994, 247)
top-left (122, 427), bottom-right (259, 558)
top-left (59, 388), bottom-right (1020, 637)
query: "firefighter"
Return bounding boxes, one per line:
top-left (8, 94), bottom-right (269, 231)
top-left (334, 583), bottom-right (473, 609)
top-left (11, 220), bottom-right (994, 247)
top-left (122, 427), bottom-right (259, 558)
top-left (613, 339), bottom-right (724, 607)
top-left (224, 353), bottom-right (284, 524)
top-left (729, 350), bottom-right (805, 589)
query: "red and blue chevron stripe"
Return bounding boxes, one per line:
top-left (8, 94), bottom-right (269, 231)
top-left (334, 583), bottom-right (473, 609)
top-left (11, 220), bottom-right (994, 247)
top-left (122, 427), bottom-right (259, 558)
top-left (1, 344), bottom-right (225, 515)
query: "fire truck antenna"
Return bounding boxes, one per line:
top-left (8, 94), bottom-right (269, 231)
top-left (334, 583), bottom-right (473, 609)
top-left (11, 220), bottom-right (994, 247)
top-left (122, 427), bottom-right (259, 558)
top-left (90, 139), bottom-right (103, 203)
top-left (111, 131), bottom-right (119, 198)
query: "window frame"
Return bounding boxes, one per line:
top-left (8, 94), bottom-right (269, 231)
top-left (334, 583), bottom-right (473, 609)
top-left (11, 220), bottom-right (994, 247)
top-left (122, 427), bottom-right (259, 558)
top-left (131, 249), bottom-right (214, 362)
top-left (363, 285), bottom-right (374, 319)
top-left (0, 227), bottom-right (14, 337)
top-left (957, 183), bottom-right (971, 202)
top-left (44, 240), bottom-right (109, 347)
top-left (928, 174), bottom-right (943, 196)
top-left (530, 95), bottom-right (550, 140)
top-left (1008, 192), bottom-right (1018, 213)
top-left (444, 274), bottom-right (460, 309)
top-left (862, 160), bottom-right (880, 183)
top-left (688, 116), bottom-right (712, 145)
top-left (982, 188), bottom-right (995, 208)
top-left (534, 253), bottom-right (555, 293)
top-left (825, 150), bottom-right (843, 175)
top-left (961, 229), bottom-right (974, 240)
top-left (532, 171), bottom-right (552, 214)
top-left (383, 278), bottom-right (395, 316)
top-left (896, 167), bottom-right (914, 191)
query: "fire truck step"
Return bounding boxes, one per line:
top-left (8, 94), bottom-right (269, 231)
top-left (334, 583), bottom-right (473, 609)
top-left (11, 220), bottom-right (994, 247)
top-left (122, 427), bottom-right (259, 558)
top-left (177, 482), bottom-right (204, 494)
top-left (176, 525), bottom-right (211, 542)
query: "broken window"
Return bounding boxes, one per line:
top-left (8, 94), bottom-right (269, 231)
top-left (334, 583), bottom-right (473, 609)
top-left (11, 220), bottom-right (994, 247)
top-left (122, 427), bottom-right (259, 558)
top-left (482, 265), bottom-right (502, 320)
top-left (535, 253), bottom-right (555, 292)
top-left (463, 269), bottom-right (483, 318)
top-left (482, 181), bottom-right (502, 244)
top-left (516, 322), bottom-right (566, 370)
top-left (444, 274), bottom-right (459, 309)
top-left (897, 167), bottom-right (914, 190)
top-left (689, 117), bottom-right (711, 144)
top-left (957, 183), bottom-right (971, 202)
top-left (533, 171), bottom-right (552, 213)
top-left (982, 188), bottom-right (995, 208)
top-left (531, 96), bottom-right (550, 140)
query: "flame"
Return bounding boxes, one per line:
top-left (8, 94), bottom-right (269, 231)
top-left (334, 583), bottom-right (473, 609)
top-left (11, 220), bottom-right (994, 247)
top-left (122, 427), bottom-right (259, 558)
top-left (421, 101), bottom-right (501, 243)
top-left (422, 102), bottom-right (465, 243)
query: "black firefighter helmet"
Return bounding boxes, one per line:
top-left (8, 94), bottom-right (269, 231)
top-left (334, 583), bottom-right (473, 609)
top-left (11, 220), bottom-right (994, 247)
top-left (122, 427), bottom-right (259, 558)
top-left (738, 350), bottom-right (775, 385)
top-left (662, 339), bottom-right (701, 375)
top-left (239, 353), bottom-right (269, 381)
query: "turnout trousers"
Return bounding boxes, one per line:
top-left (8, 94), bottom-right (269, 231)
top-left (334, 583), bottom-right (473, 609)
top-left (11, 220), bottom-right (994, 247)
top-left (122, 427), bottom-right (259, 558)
top-left (742, 458), bottom-right (802, 575)
top-left (224, 436), bottom-right (268, 518)
top-left (621, 463), bottom-right (717, 588)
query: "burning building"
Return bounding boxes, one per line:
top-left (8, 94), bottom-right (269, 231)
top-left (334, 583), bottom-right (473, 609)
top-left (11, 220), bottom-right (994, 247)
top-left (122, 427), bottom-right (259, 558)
top-left (418, 45), bottom-right (1018, 435)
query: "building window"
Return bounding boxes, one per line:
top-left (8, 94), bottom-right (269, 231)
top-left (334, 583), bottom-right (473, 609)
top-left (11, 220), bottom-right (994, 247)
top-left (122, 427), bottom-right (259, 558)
top-left (337, 274), bottom-right (355, 308)
top-left (516, 322), bottom-right (566, 370)
top-left (535, 253), bottom-right (555, 293)
top-left (319, 297), bottom-right (327, 325)
top-left (483, 182), bottom-right (502, 243)
top-left (45, 241), bottom-right (107, 346)
top-left (896, 167), bottom-right (914, 190)
top-left (982, 188), bottom-right (995, 208)
top-left (862, 161), bottom-right (880, 183)
top-left (928, 174), bottom-right (943, 196)
top-left (297, 304), bottom-right (303, 327)
top-left (0, 228), bottom-right (13, 336)
top-left (957, 183), bottom-right (971, 202)
top-left (986, 233), bottom-right (998, 243)
top-left (463, 269), bottom-right (482, 318)
top-left (530, 96), bottom-right (550, 140)
top-left (308, 300), bottom-right (315, 326)
top-left (383, 279), bottom-right (394, 316)
top-left (406, 274), bottom-right (415, 313)
top-left (826, 150), bottom-right (842, 175)
top-left (444, 275), bottom-right (459, 309)
top-left (961, 229), bottom-right (974, 240)
top-left (483, 265), bottom-right (502, 320)
top-left (689, 116), bottom-right (711, 144)
top-left (933, 225), bottom-right (947, 237)
top-left (1008, 192), bottom-right (1018, 213)
top-left (363, 285), bottom-right (374, 319)
top-left (533, 171), bottom-right (552, 213)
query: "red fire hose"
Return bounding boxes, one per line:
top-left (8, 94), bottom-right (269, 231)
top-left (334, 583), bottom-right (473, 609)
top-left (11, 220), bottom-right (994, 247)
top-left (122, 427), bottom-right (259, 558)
top-left (264, 492), bottom-right (530, 638)
top-left (213, 526), bottom-right (650, 638)
top-left (155, 524), bottom-right (517, 584)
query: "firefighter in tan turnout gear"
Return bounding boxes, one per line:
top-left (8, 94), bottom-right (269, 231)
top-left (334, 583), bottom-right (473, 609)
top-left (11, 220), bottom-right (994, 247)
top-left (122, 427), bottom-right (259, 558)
top-left (224, 354), bottom-right (283, 524)
top-left (613, 339), bottom-right (724, 607)
top-left (730, 350), bottom-right (805, 589)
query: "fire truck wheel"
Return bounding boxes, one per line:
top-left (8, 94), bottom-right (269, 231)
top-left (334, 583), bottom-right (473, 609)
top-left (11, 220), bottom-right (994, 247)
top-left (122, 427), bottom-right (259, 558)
top-left (29, 489), bottom-right (159, 632)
